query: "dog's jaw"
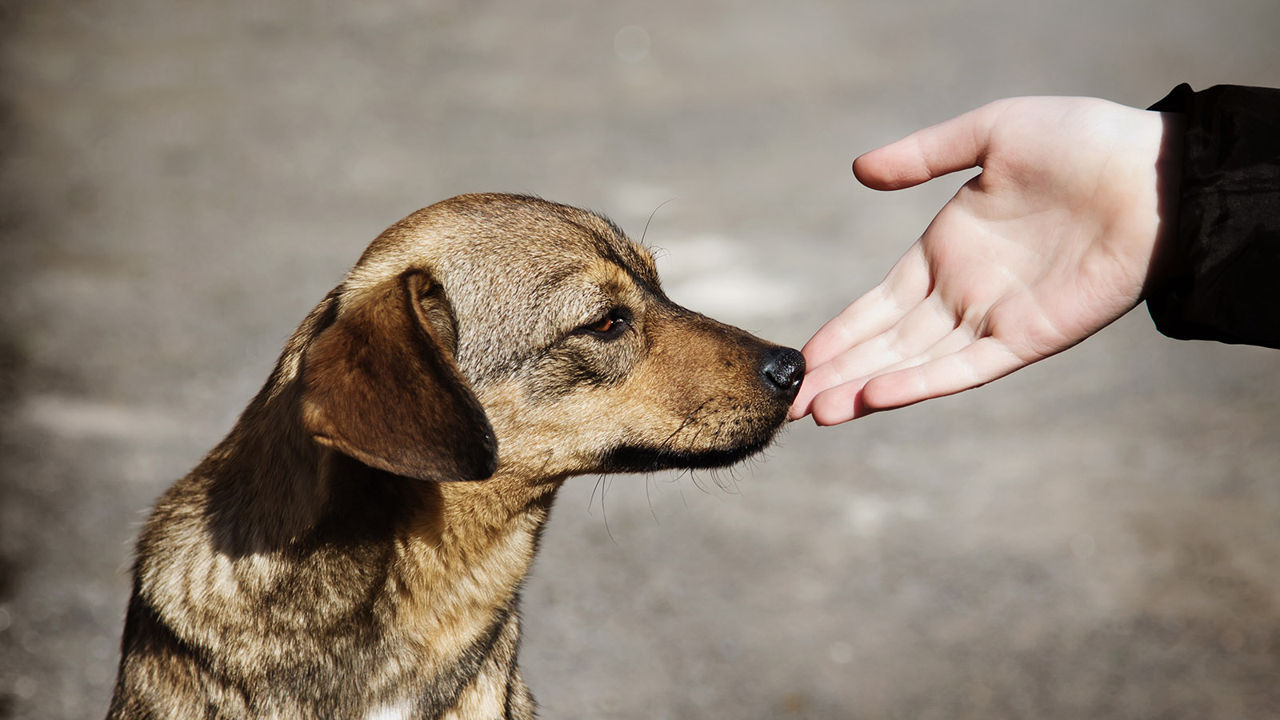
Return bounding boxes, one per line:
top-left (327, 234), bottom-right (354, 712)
top-left (599, 434), bottom-right (779, 473)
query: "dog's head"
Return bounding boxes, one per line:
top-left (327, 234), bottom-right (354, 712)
top-left (299, 194), bottom-right (803, 483)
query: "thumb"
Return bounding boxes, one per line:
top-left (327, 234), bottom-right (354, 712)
top-left (853, 102), bottom-right (1000, 190)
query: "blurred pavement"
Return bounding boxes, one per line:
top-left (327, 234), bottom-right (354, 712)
top-left (2, 1), bottom-right (1279, 718)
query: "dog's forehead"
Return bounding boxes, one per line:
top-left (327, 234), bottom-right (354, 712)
top-left (351, 194), bottom-right (657, 286)
top-left (344, 194), bottom-right (659, 378)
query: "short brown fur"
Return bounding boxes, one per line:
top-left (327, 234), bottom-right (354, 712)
top-left (107, 194), bottom-right (803, 719)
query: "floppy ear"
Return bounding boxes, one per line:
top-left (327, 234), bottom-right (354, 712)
top-left (300, 270), bottom-right (498, 481)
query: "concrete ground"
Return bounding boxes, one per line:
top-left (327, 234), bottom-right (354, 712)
top-left (2, 1), bottom-right (1279, 718)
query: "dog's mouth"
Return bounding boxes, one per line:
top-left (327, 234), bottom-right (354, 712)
top-left (598, 409), bottom-right (787, 473)
top-left (600, 438), bottom-right (775, 473)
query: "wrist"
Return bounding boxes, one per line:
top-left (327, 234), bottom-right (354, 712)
top-left (1142, 111), bottom-right (1186, 294)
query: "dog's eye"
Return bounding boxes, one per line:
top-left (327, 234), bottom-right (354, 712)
top-left (579, 309), bottom-right (630, 339)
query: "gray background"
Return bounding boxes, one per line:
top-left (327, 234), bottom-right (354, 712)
top-left (2, 1), bottom-right (1279, 718)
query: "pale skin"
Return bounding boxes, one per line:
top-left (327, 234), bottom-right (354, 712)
top-left (790, 96), bottom-right (1185, 425)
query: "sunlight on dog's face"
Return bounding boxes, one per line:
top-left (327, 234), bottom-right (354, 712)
top-left (345, 194), bottom-right (802, 481)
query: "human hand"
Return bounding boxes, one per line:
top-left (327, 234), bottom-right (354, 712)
top-left (791, 96), bottom-right (1183, 424)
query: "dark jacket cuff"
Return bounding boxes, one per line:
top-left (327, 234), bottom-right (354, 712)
top-left (1145, 83), bottom-right (1280, 348)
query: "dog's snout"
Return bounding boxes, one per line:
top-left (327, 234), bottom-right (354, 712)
top-left (761, 347), bottom-right (805, 399)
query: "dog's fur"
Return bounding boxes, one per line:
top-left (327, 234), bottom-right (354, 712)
top-left (107, 194), bottom-right (804, 719)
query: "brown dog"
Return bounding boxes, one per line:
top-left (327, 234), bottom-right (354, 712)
top-left (107, 194), bottom-right (803, 719)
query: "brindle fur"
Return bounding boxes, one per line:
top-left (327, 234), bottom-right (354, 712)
top-left (107, 194), bottom-right (804, 719)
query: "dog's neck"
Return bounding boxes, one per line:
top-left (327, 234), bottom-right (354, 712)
top-left (386, 468), bottom-right (559, 658)
top-left (197, 372), bottom-right (561, 642)
top-left (134, 380), bottom-right (555, 716)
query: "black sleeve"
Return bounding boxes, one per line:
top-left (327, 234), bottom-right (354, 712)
top-left (1145, 83), bottom-right (1280, 349)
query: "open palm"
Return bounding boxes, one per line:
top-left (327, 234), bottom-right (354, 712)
top-left (792, 97), bottom-right (1181, 424)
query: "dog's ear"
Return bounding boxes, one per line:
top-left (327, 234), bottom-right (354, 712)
top-left (300, 271), bottom-right (498, 481)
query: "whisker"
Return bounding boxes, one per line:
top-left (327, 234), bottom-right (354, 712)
top-left (601, 476), bottom-right (616, 544)
top-left (640, 198), bottom-right (678, 247)
top-left (689, 469), bottom-right (710, 495)
top-left (588, 474), bottom-right (604, 515)
top-left (644, 474), bottom-right (660, 525)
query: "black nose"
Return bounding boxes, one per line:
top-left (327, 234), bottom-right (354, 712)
top-left (761, 347), bottom-right (805, 399)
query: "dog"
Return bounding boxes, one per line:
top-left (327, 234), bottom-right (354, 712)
top-left (107, 193), bottom-right (804, 719)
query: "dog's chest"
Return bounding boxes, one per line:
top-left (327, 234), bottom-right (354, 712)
top-left (363, 699), bottom-right (417, 720)
top-left (357, 664), bottom-right (513, 720)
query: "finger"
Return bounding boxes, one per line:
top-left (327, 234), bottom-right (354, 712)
top-left (796, 314), bottom-right (972, 423)
top-left (858, 336), bottom-right (1027, 412)
top-left (814, 294), bottom-right (957, 390)
top-left (803, 327), bottom-right (975, 425)
top-left (801, 243), bottom-right (931, 370)
top-left (800, 287), bottom-right (902, 372)
top-left (790, 356), bottom-right (862, 421)
top-left (794, 289), bottom-right (955, 420)
top-left (803, 375), bottom-right (871, 425)
top-left (853, 102), bottom-right (1001, 191)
